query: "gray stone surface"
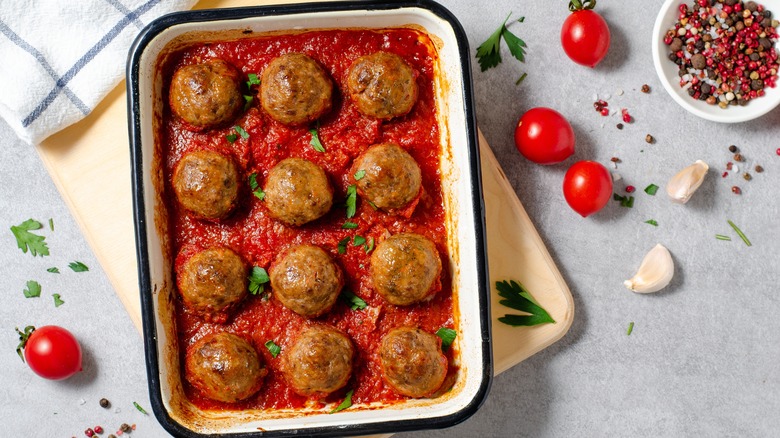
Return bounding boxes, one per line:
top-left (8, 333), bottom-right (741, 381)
top-left (1, 0), bottom-right (779, 436)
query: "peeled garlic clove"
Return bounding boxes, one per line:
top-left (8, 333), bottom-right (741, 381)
top-left (624, 244), bottom-right (674, 293)
top-left (666, 160), bottom-right (708, 204)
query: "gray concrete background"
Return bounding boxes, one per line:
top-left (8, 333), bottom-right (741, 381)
top-left (1, 0), bottom-right (779, 436)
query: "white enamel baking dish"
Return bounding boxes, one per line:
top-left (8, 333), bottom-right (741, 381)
top-left (127, 1), bottom-right (491, 436)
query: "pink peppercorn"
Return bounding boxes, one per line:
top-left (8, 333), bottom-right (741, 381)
top-left (94, 426), bottom-right (104, 434)
top-left (626, 185), bottom-right (636, 193)
top-left (85, 429), bottom-right (95, 438)
top-left (776, 148), bottom-right (780, 156)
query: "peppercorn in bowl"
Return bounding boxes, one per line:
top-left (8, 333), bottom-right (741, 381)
top-left (652, 0), bottom-right (780, 122)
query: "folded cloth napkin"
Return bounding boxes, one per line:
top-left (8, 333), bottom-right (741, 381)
top-left (0, 0), bottom-right (197, 145)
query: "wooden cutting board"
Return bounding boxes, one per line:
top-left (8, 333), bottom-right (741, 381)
top-left (35, 0), bottom-right (573, 377)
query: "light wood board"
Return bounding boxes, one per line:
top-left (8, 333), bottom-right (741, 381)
top-left (35, 0), bottom-right (574, 380)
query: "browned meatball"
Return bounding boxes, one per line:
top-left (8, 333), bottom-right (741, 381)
top-left (185, 332), bottom-right (267, 403)
top-left (379, 327), bottom-right (447, 398)
top-left (370, 233), bottom-right (442, 306)
top-left (172, 150), bottom-right (239, 219)
top-left (351, 143), bottom-right (421, 211)
top-left (176, 247), bottom-right (247, 324)
top-left (346, 51), bottom-right (418, 119)
top-left (284, 325), bottom-right (354, 396)
top-left (169, 59), bottom-right (244, 130)
top-left (270, 245), bottom-right (343, 317)
top-left (260, 53), bottom-right (333, 126)
top-left (264, 158), bottom-right (333, 226)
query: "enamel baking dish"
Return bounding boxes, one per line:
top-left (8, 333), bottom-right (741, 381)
top-left (127, 1), bottom-right (491, 436)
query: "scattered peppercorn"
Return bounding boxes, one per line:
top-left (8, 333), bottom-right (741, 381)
top-left (120, 424), bottom-right (132, 433)
top-left (728, 145), bottom-right (738, 153)
top-left (734, 153), bottom-right (744, 162)
top-left (616, 123), bottom-right (624, 129)
top-left (99, 398), bottom-right (111, 409)
top-left (610, 157), bottom-right (621, 163)
top-left (621, 108), bottom-right (632, 123)
top-left (755, 165), bottom-right (764, 173)
top-left (776, 148), bottom-right (780, 156)
top-left (641, 84), bottom-right (650, 93)
top-left (726, 161), bottom-right (734, 170)
top-left (626, 185), bottom-right (636, 193)
top-left (732, 186), bottom-right (742, 194)
top-left (743, 172), bottom-right (752, 180)
top-left (645, 134), bottom-right (655, 144)
top-left (85, 429), bottom-right (95, 437)
top-left (722, 171), bottom-right (729, 178)
top-left (94, 426), bottom-right (104, 435)
top-left (108, 435), bottom-right (116, 438)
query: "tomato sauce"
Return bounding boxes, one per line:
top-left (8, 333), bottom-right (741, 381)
top-left (160, 28), bottom-right (455, 411)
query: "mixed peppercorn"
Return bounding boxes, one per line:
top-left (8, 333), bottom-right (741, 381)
top-left (664, 0), bottom-right (779, 108)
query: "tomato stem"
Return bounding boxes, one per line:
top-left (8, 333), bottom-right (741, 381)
top-left (568, 0), bottom-right (596, 11)
top-left (14, 325), bottom-right (35, 363)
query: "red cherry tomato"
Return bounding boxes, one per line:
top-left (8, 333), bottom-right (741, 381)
top-left (16, 325), bottom-right (82, 380)
top-left (562, 160), bottom-right (613, 217)
top-left (561, 9), bottom-right (611, 67)
top-left (514, 107), bottom-right (575, 165)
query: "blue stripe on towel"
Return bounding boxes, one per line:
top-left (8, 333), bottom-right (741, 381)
top-left (21, 0), bottom-right (161, 128)
top-left (0, 20), bottom-right (90, 116)
top-left (104, 0), bottom-right (146, 30)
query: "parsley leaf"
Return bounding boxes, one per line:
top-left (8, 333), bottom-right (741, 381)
top-left (243, 94), bottom-right (254, 111)
top-left (353, 235), bottom-right (366, 247)
top-left (265, 340), bottom-right (281, 358)
top-left (501, 21), bottom-right (527, 63)
top-left (23, 280), bottom-right (41, 298)
top-left (48, 218), bottom-right (54, 231)
top-left (10, 219), bottom-right (49, 257)
top-left (47, 267), bottom-right (59, 274)
top-left (354, 169), bottom-right (366, 181)
top-left (627, 321), bottom-right (635, 336)
top-left (342, 222), bottom-right (358, 229)
top-left (68, 261), bottom-right (89, 272)
top-left (644, 184), bottom-right (659, 196)
top-left (329, 389), bottom-right (353, 414)
top-left (435, 327), bottom-right (457, 351)
top-left (613, 193), bottom-right (635, 208)
top-left (226, 133), bottom-right (238, 143)
top-left (246, 73), bottom-right (261, 88)
top-left (310, 123), bottom-right (325, 153)
top-left (249, 173), bottom-right (265, 200)
top-left (476, 13), bottom-right (527, 72)
top-left (234, 125), bottom-right (249, 139)
top-left (365, 236), bottom-right (374, 254)
top-left (248, 267), bottom-right (270, 295)
top-left (52, 293), bottom-right (64, 307)
top-left (133, 401), bottom-right (148, 415)
top-left (342, 291), bottom-right (367, 310)
top-left (345, 185), bottom-right (357, 218)
top-left (496, 280), bottom-right (555, 326)
top-left (337, 236), bottom-right (350, 254)
top-left (644, 219), bottom-right (658, 227)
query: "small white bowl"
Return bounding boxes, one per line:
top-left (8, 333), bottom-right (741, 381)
top-left (652, 0), bottom-right (780, 123)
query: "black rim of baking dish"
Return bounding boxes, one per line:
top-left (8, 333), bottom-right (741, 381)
top-left (127, 1), bottom-right (491, 436)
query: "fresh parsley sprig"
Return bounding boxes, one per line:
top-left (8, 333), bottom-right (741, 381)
top-left (496, 280), bottom-right (555, 326)
top-left (10, 219), bottom-right (49, 257)
top-left (342, 291), bottom-right (367, 310)
top-left (265, 340), bottom-right (281, 358)
top-left (435, 327), bottom-right (457, 351)
top-left (248, 267), bottom-right (270, 295)
top-left (475, 13), bottom-right (528, 73)
top-left (249, 173), bottom-right (265, 200)
top-left (310, 122), bottom-right (325, 153)
top-left (329, 389), bottom-right (354, 414)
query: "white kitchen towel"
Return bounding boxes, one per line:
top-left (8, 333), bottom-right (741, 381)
top-left (0, 0), bottom-right (197, 145)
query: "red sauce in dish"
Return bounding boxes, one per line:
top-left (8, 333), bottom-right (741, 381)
top-left (160, 28), bottom-right (455, 411)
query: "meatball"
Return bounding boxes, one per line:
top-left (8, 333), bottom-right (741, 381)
top-left (379, 327), bottom-right (447, 398)
top-left (351, 143), bottom-right (422, 211)
top-left (169, 59), bottom-right (244, 130)
top-left (176, 247), bottom-right (247, 323)
top-left (370, 233), bottom-right (442, 306)
top-left (284, 325), bottom-right (354, 396)
top-left (264, 158), bottom-right (333, 226)
top-left (270, 245), bottom-right (343, 317)
top-left (172, 150), bottom-right (239, 220)
top-left (185, 332), bottom-right (267, 403)
top-left (346, 51), bottom-right (418, 119)
top-left (260, 53), bottom-right (333, 125)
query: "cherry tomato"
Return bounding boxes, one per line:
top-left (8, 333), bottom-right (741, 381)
top-left (514, 107), bottom-right (575, 165)
top-left (561, 9), bottom-right (611, 67)
top-left (562, 160), bottom-right (613, 217)
top-left (16, 325), bottom-right (82, 380)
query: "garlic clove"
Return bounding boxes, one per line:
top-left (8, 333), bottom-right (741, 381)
top-left (666, 160), bottom-right (709, 204)
top-left (624, 244), bottom-right (674, 294)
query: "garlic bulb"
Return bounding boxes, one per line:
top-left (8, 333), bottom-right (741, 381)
top-left (624, 244), bottom-right (674, 293)
top-left (666, 160), bottom-right (708, 204)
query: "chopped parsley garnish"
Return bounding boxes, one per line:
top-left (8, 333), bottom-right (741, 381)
top-left (365, 237), bottom-right (374, 254)
top-left (133, 401), bottom-right (148, 415)
top-left (644, 184), bottom-right (659, 196)
top-left (627, 321), bottom-right (634, 336)
top-left (515, 72), bottom-right (528, 85)
top-left (246, 73), bottom-right (261, 88)
top-left (727, 220), bottom-right (751, 247)
top-left (342, 291), bottom-right (367, 310)
top-left (366, 200), bottom-right (378, 210)
top-left (644, 219), bottom-right (658, 227)
top-left (345, 185), bottom-right (357, 218)
top-left (226, 133), bottom-right (238, 143)
top-left (68, 261), bottom-right (89, 272)
top-left (613, 193), bottom-right (635, 208)
top-left (496, 280), bottom-right (555, 326)
top-left (243, 94), bottom-right (254, 111)
top-left (10, 219), bottom-right (49, 257)
top-left (337, 236), bottom-right (350, 254)
top-left (23, 280), bottom-right (41, 298)
top-left (354, 169), bottom-right (366, 181)
top-left (248, 173), bottom-right (265, 200)
top-left (342, 222), bottom-right (358, 229)
top-left (52, 294), bottom-right (64, 307)
top-left (435, 327), bottom-right (457, 351)
top-left (48, 218), bottom-right (54, 231)
top-left (715, 234), bottom-right (732, 241)
top-left (234, 125), bottom-right (250, 139)
top-left (329, 389), bottom-right (353, 414)
top-left (476, 13), bottom-right (527, 72)
top-left (47, 267), bottom-right (59, 274)
top-left (353, 235), bottom-right (366, 247)
top-left (265, 340), bottom-right (281, 358)
top-left (248, 267), bottom-right (270, 295)
top-left (309, 124), bottom-right (325, 153)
